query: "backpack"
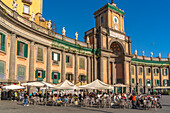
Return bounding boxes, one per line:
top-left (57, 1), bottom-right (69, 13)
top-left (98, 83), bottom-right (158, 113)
top-left (132, 95), bottom-right (136, 101)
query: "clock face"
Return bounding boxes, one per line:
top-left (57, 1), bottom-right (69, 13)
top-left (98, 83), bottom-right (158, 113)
top-left (113, 16), bottom-right (119, 24)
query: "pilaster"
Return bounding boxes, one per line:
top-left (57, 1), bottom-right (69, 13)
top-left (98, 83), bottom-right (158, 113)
top-left (112, 61), bottom-right (115, 85)
top-left (107, 57), bottom-right (110, 84)
top-left (100, 56), bottom-right (103, 81)
top-left (74, 53), bottom-right (78, 84)
top-left (9, 33), bottom-right (16, 82)
top-left (29, 41), bottom-right (35, 81)
top-left (46, 47), bottom-right (51, 83)
top-left (61, 51), bottom-right (66, 82)
top-left (87, 56), bottom-right (91, 83)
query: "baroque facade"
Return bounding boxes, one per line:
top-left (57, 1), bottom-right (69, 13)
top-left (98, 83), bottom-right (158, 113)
top-left (0, 0), bottom-right (169, 94)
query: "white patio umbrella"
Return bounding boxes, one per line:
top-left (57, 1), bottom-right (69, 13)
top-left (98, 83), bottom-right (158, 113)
top-left (80, 79), bottom-right (113, 90)
top-left (21, 81), bottom-right (54, 88)
top-left (3, 85), bottom-right (25, 90)
top-left (53, 80), bottom-right (80, 90)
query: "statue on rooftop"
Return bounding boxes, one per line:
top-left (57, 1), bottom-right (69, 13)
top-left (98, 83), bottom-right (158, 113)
top-left (87, 36), bottom-right (90, 43)
top-left (31, 12), bottom-right (35, 21)
top-left (142, 51), bottom-right (145, 56)
top-left (12, 0), bottom-right (17, 11)
top-left (75, 32), bottom-right (78, 40)
top-left (134, 50), bottom-right (137, 55)
top-left (62, 27), bottom-right (66, 36)
top-left (159, 53), bottom-right (161, 58)
top-left (151, 52), bottom-right (153, 57)
top-left (47, 20), bottom-right (52, 30)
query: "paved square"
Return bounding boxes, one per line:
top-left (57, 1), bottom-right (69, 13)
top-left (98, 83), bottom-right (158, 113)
top-left (0, 96), bottom-right (170, 113)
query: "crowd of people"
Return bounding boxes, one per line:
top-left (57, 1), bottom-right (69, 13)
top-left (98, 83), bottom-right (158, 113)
top-left (4, 90), bottom-right (161, 110)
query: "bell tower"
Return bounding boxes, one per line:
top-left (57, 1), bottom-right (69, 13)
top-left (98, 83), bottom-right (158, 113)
top-left (93, 2), bottom-right (125, 33)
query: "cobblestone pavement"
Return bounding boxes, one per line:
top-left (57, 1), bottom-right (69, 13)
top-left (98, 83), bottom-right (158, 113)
top-left (0, 96), bottom-right (170, 113)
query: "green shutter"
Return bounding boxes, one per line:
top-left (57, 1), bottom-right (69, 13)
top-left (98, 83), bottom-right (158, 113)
top-left (1, 34), bottom-right (5, 51)
top-left (163, 80), bottom-right (165, 86)
top-left (52, 52), bottom-right (54, 60)
top-left (17, 41), bottom-right (20, 55)
top-left (58, 72), bottom-right (60, 80)
top-left (79, 75), bottom-right (82, 81)
top-left (155, 80), bottom-right (157, 86)
top-left (36, 70), bottom-right (38, 78)
top-left (146, 80), bottom-right (148, 86)
top-left (162, 69), bottom-right (164, 75)
top-left (166, 69), bottom-right (168, 75)
top-left (66, 55), bottom-right (68, 63)
top-left (150, 80), bottom-right (151, 86)
top-left (167, 80), bottom-right (169, 86)
top-left (158, 80), bottom-right (160, 86)
top-left (52, 72), bottom-right (54, 79)
top-left (58, 53), bottom-right (60, 61)
top-left (132, 78), bottom-right (134, 84)
top-left (24, 43), bottom-right (28, 58)
top-left (42, 71), bottom-right (45, 78)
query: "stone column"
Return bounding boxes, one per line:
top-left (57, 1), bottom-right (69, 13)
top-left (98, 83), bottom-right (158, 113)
top-left (29, 41), bottom-right (35, 81)
top-left (135, 65), bottom-right (138, 94)
top-left (124, 61), bottom-right (127, 85)
top-left (107, 57), bottom-right (110, 84)
top-left (129, 62), bottom-right (132, 93)
top-left (74, 53), bottom-right (78, 84)
top-left (87, 56), bottom-right (91, 83)
top-left (151, 66), bottom-right (154, 92)
top-left (159, 67), bottom-right (162, 86)
top-left (100, 56), bottom-right (103, 81)
top-left (46, 47), bottom-right (51, 83)
top-left (93, 55), bottom-right (97, 81)
top-left (112, 61), bottom-right (115, 85)
top-left (61, 51), bottom-right (66, 82)
top-left (143, 66), bottom-right (146, 94)
top-left (9, 33), bottom-right (16, 82)
top-left (91, 57), bottom-right (94, 82)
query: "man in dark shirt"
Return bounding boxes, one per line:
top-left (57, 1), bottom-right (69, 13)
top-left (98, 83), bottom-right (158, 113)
top-left (24, 91), bottom-right (29, 106)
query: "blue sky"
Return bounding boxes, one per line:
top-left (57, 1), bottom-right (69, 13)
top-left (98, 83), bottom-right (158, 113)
top-left (43, 0), bottom-right (170, 58)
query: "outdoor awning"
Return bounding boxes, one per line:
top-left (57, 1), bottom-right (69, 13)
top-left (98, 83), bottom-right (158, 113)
top-left (53, 80), bottom-right (79, 90)
top-left (3, 85), bottom-right (25, 90)
top-left (21, 81), bottom-right (54, 88)
top-left (79, 79), bottom-right (113, 90)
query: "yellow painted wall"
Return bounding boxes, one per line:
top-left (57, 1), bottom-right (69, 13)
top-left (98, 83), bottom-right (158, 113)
top-left (1, 0), bottom-right (42, 18)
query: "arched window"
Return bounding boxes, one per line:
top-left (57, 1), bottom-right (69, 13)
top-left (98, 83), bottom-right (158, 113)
top-left (110, 42), bottom-right (123, 55)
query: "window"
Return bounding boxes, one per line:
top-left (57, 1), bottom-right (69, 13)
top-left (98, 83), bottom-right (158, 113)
top-left (139, 67), bottom-right (143, 75)
top-left (52, 52), bottom-right (60, 64)
top-left (154, 68), bottom-right (159, 76)
top-left (0, 33), bottom-right (5, 51)
top-left (132, 78), bottom-right (134, 84)
top-left (162, 69), bottom-right (168, 76)
top-left (66, 74), bottom-right (73, 81)
top-left (23, 5), bottom-right (30, 14)
top-left (110, 42), bottom-right (123, 55)
top-left (36, 70), bottom-right (45, 81)
top-left (146, 79), bottom-right (151, 86)
top-left (37, 47), bottom-right (43, 61)
top-left (155, 79), bottom-right (160, 86)
top-left (146, 68), bottom-right (151, 75)
top-left (0, 62), bottom-right (5, 80)
top-left (163, 80), bottom-right (168, 86)
top-left (79, 75), bottom-right (86, 83)
top-left (17, 41), bottom-right (28, 57)
top-left (101, 17), bottom-right (103, 23)
top-left (131, 66), bottom-right (134, 75)
top-left (17, 66), bottom-right (26, 81)
top-left (139, 79), bottom-right (142, 86)
top-left (52, 72), bottom-right (61, 84)
top-left (66, 55), bottom-right (72, 67)
top-left (79, 58), bottom-right (85, 69)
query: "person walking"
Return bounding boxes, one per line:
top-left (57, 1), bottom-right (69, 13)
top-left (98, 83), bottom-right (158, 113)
top-left (24, 91), bottom-right (29, 106)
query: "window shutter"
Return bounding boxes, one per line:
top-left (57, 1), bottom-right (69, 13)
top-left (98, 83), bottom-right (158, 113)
top-left (166, 69), bottom-right (168, 75)
top-left (132, 78), bottom-right (134, 84)
top-left (79, 75), bottom-right (82, 81)
top-left (150, 80), bottom-right (151, 86)
top-left (17, 41), bottom-right (20, 55)
top-left (36, 70), bottom-right (38, 78)
top-left (71, 74), bottom-right (73, 81)
top-left (167, 80), bottom-right (169, 86)
top-left (163, 80), bottom-right (165, 86)
top-left (42, 71), bottom-right (45, 78)
top-left (52, 52), bottom-right (54, 60)
top-left (162, 69), bottom-right (164, 75)
top-left (85, 76), bottom-right (87, 81)
top-left (155, 80), bottom-right (157, 86)
top-left (0, 62), bottom-right (4, 74)
top-left (146, 80), bottom-right (148, 85)
top-left (1, 34), bottom-right (5, 51)
top-left (58, 72), bottom-right (60, 80)
top-left (52, 72), bottom-right (54, 79)
top-left (24, 43), bottom-right (28, 58)
top-left (66, 55), bottom-right (69, 63)
top-left (158, 80), bottom-right (160, 86)
top-left (58, 53), bottom-right (60, 61)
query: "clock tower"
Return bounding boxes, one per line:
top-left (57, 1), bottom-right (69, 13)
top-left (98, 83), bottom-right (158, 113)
top-left (93, 2), bottom-right (125, 33)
